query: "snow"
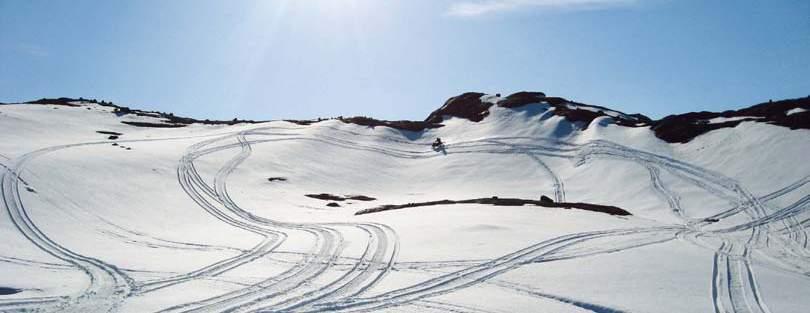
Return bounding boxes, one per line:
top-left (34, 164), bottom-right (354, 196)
top-left (786, 107), bottom-right (807, 116)
top-left (564, 103), bottom-right (638, 120)
top-left (708, 116), bottom-right (762, 123)
top-left (0, 100), bottom-right (809, 312)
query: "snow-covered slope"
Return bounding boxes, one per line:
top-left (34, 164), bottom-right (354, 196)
top-left (0, 95), bottom-right (808, 313)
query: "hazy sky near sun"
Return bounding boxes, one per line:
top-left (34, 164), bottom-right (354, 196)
top-left (1, 0), bottom-right (808, 120)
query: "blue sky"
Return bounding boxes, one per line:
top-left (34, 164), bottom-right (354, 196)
top-left (1, 0), bottom-right (808, 120)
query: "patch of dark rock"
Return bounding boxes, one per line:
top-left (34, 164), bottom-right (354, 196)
top-left (497, 91), bottom-right (547, 108)
top-left (425, 92), bottom-right (490, 123)
top-left (96, 131), bottom-right (123, 136)
top-left (22, 97), bottom-right (265, 126)
top-left (285, 119), bottom-right (323, 126)
top-left (326, 202), bottom-right (341, 207)
top-left (121, 121), bottom-right (187, 128)
top-left (540, 195), bottom-right (554, 204)
top-left (346, 195), bottom-right (376, 201)
top-left (339, 116), bottom-right (443, 132)
top-left (532, 98), bottom-right (651, 130)
top-left (25, 97), bottom-right (81, 107)
top-left (651, 96), bottom-right (810, 143)
top-left (650, 114), bottom-right (741, 143)
top-left (334, 89), bottom-right (652, 132)
top-left (306, 193), bottom-right (347, 201)
top-left (0, 287), bottom-right (22, 295)
top-left (286, 116), bottom-right (442, 132)
top-left (267, 177), bottom-right (288, 182)
top-left (25, 187), bottom-right (35, 193)
top-left (556, 105), bottom-right (603, 128)
top-left (108, 135), bottom-right (119, 140)
top-left (355, 197), bottom-right (631, 217)
top-left (540, 96), bottom-right (568, 106)
top-left (111, 105), bottom-right (264, 125)
top-left (112, 143), bottom-right (118, 146)
top-left (740, 97), bottom-right (810, 129)
top-left (125, 147), bottom-right (132, 150)
top-left (491, 91), bottom-right (810, 142)
top-left (426, 91), bottom-right (651, 131)
top-left (306, 193), bottom-right (376, 202)
top-left (704, 218), bottom-right (720, 223)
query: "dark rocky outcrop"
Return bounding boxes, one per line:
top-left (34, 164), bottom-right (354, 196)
top-left (121, 121), bottom-right (187, 128)
top-left (19, 97), bottom-right (265, 127)
top-left (547, 100), bottom-right (651, 128)
top-left (305, 193), bottom-right (376, 202)
top-left (0, 287), bottom-right (21, 295)
top-left (425, 92), bottom-right (490, 123)
top-left (651, 97), bottom-right (810, 143)
top-left (285, 116), bottom-right (443, 132)
top-left (738, 97), bottom-right (810, 129)
top-left (285, 119), bottom-right (320, 126)
top-left (424, 91), bottom-right (807, 143)
top-left (355, 196), bottom-right (631, 216)
top-left (96, 130), bottom-right (123, 136)
top-left (25, 97), bottom-right (82, 107)
top-left (411, 90), bottom-right (648, 131)
top-left (497, 91), bottom-right (546, 108)
top-left (338, 116), bottom-right (442, 132)
top-left (306, 193), bottom-right (346, 201)
top-left (346, 195), bottom-right (377, 201)
top-left (497, 91), bottom-right (652, 129)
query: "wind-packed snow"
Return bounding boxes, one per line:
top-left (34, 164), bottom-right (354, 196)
top-left (707, 116), bottom-right (762, 123)
top-left (564, 103), bottom-right (637, 120)
top-left (0, 100), bottom-right (809, 312)
top-left (786, 107), bottom-right (807, 116)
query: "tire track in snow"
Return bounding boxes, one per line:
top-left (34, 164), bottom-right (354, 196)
top-left (181, 130), bottom-right (776, 310)
top-left (137, 135), bottom-right (289, 295)
top-left (200, 134), bottom-right (396, 313)
top-left (711, 243), bottom-right (772, 313)
top-left (646, 165), bottom-right (686, 222)
top-left (1, 146), bottom-right (133, 312)
top-left (162, 131), bottom-right (590, 312)
top-left (154, 130), bottom-right (397, 313)
top-left (3, 125), bottom-right (802, 312)
top-left (163, 133), bottom-right (343, 312)
top-left (0, 133), bottom-right (257, 311)
top-left (307, 227), bottom-right (680, 312)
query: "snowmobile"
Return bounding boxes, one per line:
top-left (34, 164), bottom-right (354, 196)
top-left (432, 138), bottom-right (444, 150)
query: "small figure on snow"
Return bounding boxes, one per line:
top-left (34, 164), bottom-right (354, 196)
top-left (432, 137), bottom-right (444, 150)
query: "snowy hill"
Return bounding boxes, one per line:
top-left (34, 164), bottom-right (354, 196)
top-left (0, 93), bottom-right (809, 312)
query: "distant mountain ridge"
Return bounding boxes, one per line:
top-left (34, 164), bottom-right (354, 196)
top-left (9, 92), bottom-right (810, 143)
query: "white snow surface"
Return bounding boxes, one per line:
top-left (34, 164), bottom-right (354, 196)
top-left (564, 103), bottom-right (639, 120)
top-left (707, 116), bottom-right (762, 123)
top-left (786, 107), bottom-right (807, 116)
top-left (0, 101), bottom-right (809, 312)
